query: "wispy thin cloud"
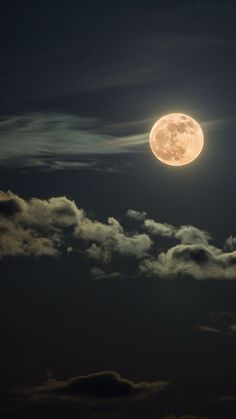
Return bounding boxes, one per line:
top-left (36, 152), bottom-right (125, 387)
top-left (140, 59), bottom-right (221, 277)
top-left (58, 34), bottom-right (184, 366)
top-left (196, 312), bottom-right (236, 335)
top-left (201, 118), bottom-right (231, 132)
top-left (0, 113), bottom-right (147, 169)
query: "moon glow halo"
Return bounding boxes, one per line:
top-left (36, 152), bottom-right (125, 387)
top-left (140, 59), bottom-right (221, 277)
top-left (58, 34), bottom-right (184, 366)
top-left (149, 113), bottom-right (204, 166)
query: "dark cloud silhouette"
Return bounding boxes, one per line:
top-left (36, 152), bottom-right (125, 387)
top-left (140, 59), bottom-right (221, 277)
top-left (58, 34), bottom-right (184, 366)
top-left (14, 371), bottom-right (169, 403)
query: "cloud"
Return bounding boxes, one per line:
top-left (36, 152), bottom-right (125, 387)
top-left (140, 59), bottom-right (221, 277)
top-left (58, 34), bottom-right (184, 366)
top-left (0, 113), bottom-right (230, 170)
top-left (76, 216), bottom-right (152, 263)
top-left (14, 371), bottom-right (169, 403)
top-left (201, 117), bottom-right (231, 133)
top-left (126, 209), bottom-right (147, 222)
top-left (174, 226), bottom-right (210, 246)
top-left (144, 219), bottom-right (175, 238)
top-left (196, 312), bottom-right (236, 335)
top-left (139, 241), bottom-right (236, 280)
top-left (196, 326), bottom-right (221, 334)
top-left (143, 218), bottom-right (210, 245)
top-left (1, 190), bottom-right (236, 280)
top-left (90, 268), bottom-right (122, 280)
top-left (0, 191), bottom-right (152, 261)
top-left (225, 235), bottom-right (236, 251)
top-left (0, 191), bottom-right (83, 258)
top-left (0, 113), bottom-right (147, 170)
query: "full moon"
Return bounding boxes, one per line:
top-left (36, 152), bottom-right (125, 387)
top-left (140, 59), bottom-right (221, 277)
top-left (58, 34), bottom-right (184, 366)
top-left (149, 113), bottom-right (204, 166)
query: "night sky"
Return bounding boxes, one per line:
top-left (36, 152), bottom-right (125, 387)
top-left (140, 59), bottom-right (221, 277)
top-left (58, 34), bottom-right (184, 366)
top-left (1, 1), bottom-right (236, 419)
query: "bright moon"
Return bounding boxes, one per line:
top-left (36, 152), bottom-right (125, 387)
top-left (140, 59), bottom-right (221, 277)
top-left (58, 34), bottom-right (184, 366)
top-left (149, 113), bottom-right (204, 166)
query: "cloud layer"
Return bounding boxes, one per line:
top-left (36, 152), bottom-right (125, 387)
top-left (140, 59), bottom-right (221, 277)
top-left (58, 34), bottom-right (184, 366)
top-left (1, 191), bottom-right (236, 280)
